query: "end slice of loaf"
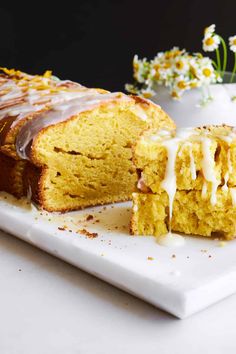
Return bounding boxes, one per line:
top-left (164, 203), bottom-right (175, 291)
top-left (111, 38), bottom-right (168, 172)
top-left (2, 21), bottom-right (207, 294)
top-left (0, 68), bottom-right (174, 211)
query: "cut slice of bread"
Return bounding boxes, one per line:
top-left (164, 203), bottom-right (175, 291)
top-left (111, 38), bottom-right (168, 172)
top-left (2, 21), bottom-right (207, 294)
top-left (131, 125), bottom-right (236, 239)
top-left (131, 189), bottom-right (236, 239)
top-left (0, 68), bottom-right (175, 211)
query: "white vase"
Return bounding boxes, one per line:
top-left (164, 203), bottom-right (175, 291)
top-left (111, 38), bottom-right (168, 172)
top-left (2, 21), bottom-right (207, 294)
top-left (152, 81), bottom-right (236, 128)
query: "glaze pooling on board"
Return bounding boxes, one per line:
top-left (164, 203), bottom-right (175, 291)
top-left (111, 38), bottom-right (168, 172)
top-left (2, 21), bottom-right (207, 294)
top-left (138, 126), bottom-right (236, 236)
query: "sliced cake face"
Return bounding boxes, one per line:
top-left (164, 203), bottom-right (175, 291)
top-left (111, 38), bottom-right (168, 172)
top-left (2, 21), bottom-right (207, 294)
top-left (0, 68), bottom-right (174, 210)
top-left (131, 125), bottom-right (236, 239)
top-left (26, 99), bottom-right (173, 211)
top-left (134, 126), bottom-right (236, 195)
top-left (132, 189), bottom-right (236, 240)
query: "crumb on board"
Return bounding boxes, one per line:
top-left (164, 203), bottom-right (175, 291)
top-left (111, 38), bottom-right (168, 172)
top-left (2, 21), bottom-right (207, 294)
top-left (86, 214), bottom-right (94, 221)
top-left (208, 255), bottom-right (212, 258)
top-left (171, 254), bottom-right (176, 259)
top-left (147, 256), bottom-right (154, 261)
top-left (200, 249), bottom-right (208, 253)
top-left (58, 227), bottom-right (66, 231)
top-left (218, 241), bottom-right (226, 247)
top-left (77, 229), bottom-right (98, 238)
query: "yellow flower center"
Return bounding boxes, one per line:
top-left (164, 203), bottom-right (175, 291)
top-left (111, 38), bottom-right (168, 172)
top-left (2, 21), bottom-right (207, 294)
top-left (205, 37), bottom-right (214, 46)
top-left (177, 81), bottom-right (187, 89)
top-left (202, 68), bottom-right (212, 77)
top-left (153, 64), bottom-right (160, 71)
top-left (163, 62), bottom-right (171, 69)
top-left (133, 63), bottom-right (139, 72)
top-left (176, 61), bottom-right (184, 70)
top-left (233, 39), bottom-right (236, 45)
top-left (171, 91), bottom-right (180, 99)
top-left (142, 92), bottom-right (152, 98)
top-left (190, 81), bottom-right (198, 88)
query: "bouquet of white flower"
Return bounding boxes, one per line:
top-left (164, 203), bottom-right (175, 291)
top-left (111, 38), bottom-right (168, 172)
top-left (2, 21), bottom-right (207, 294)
top-left (126, 24), bottom-right (236, 102)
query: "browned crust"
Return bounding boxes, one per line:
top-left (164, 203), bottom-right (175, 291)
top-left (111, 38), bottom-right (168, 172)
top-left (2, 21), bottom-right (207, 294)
top-left (23, 161), bottom-right (42, 204)
top-left (0, 152), bottom-right (26, 197)
top-left (0, 107), bottom-right (51, 160)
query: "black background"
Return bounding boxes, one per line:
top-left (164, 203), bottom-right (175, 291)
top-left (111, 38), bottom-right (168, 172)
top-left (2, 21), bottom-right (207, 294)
top-left (0, 0), bottom-right (235, 91)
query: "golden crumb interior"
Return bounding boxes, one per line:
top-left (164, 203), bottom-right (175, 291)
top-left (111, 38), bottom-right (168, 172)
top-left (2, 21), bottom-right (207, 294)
top-left (134, 126), bottom-right (236, 193)
top-left (132, 189), bottom-right (236, 240)
top-left (131, 125), bottom-right (236, 239)
top-left (32, 104), bottom-right (149, 211)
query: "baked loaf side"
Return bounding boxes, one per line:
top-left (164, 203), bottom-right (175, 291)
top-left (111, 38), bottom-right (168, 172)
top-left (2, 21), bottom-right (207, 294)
top-left (0, 68), bottom-right (174, 211)
top-left (131, 125), bottom-right (236, 239)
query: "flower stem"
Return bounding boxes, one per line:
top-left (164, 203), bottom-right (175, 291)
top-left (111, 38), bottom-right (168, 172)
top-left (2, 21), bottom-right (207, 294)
top-left (216, 48), bottom-right (221, 72)
top-left (230, 52), bottom-right (236, 83)
top-left (211, 60), bottom-right (218, 69)
top-left (218, 35), bottom-right (228, 74)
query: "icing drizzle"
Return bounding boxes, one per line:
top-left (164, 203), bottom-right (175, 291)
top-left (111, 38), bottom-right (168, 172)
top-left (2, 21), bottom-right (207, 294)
top-left (0, 69), bottom-right (133, 159)
top-left (140, 126), bottom-right (236, 239)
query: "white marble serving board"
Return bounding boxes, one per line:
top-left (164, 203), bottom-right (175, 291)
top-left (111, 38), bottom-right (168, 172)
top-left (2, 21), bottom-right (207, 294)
top-left (0, 192), bottom-right (236, 319)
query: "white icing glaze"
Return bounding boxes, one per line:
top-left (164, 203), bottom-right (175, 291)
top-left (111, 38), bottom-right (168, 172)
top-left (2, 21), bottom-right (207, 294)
top-left (200, 137), bottom-right (219, 205)
top-left (189, 144), bottom-right (196, 180)
top-left (222, 149), bottom-right (232, 192)
top-left (131, 105), bottom-right (147, 121)
top-left (161, 137), bottom-right (180, 229)
top-left (16, 92), bottom-right (130, 159)
top-left (201, 181), bottom-right (208, 197)
top-left (148, 126), bottom-right (236, 241)
top-left (133, 204), bottom-right (138, 212)
top-left (230, 188), bottom-right (236, 207)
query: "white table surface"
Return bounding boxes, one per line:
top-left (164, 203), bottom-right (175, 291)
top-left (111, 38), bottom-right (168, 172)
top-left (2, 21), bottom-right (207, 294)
top-left (0, 229), bottom-right (236, 354)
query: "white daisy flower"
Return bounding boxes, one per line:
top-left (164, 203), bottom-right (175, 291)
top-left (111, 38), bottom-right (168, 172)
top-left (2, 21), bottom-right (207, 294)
top-left (204, 24), bottom-right (216, 37)
top-left (174, 56), bottom-right (189, 74)
top-left (133, 55), bottom-right (150, 83)
top-left (124, 84), bottom-right (139, 94)
top-left (174, 75), bottom-right (190, 91)
top-left (140, 86), bottom-right (156, 98)
top-left (202, 34), bottom-right (220, 52)
top-left (197, 65), bottom-right (218, 84)
top-left (229, 35), bottom-right (236, 53)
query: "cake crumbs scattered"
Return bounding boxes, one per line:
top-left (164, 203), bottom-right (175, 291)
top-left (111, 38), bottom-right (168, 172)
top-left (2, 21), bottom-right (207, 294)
top-left (58, 227), bottom-right (66, 231)
top-left (218, 241), bottom-right (226, 247)
top-left (208, 255), bottom-right (212, 258)
top-left (200, 249), bottom-right (208, 253)
top-left (86, 214), bottom-right (94, 221)
top-left (147, 256), bottom-right (154, 261)
top-left (171, 254), bottom-right (176, 259)
top-left (18, 269), bottom-right (22, 272)
top-left (78, 229), bottom-right (98, 238)
top-left (103, 206), bottom-right (107, 210)
top-left (101, 253), bottom-right (105, 257)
